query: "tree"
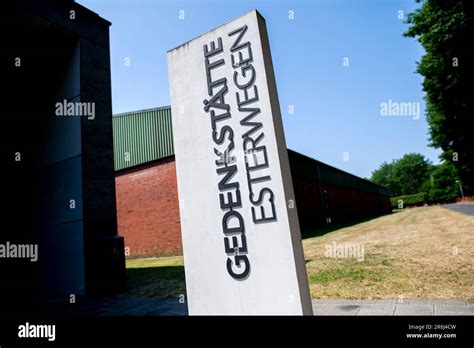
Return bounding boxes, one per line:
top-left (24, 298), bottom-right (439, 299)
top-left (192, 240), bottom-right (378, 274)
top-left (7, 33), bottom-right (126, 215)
top-left (424, 161), bottom-right (460, 202)
top-left (405, 0), bottom-right (474, 195)
top-left (394, 153), bottom-right (433, 195)
top-left (371, 153), bottom-right (433, 196)
top-left (370, 161), bottom-right (399, 195)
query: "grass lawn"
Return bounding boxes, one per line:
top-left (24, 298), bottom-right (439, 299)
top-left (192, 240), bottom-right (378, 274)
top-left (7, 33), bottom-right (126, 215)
top-left (125, 256), bottom-right (185, 298)
top-left (304, 205), bottom-right (474, 299)
top-left (125, 205), bottom-right (474, 300)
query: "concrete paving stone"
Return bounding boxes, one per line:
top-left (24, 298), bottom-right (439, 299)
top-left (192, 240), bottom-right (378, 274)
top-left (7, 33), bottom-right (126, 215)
top-left (144, 310), bottom-right (166, 316)
top-left (434, 306), bottom-right (474, 316)
top-left (35, 296), bottom-right (177, 316)
top-left (321, 306), bottom-right (361, 316)
top-left (75, 297), bottom-right (474, 316)
top-left (308, 299), bottom-right (473, 316)
top-left (357, 305), bottom-right (396, 316)
top-left (394, 305), bottom-right (434, 316)
top-left (344, 300), bottom-right (377, 305)
top-left (158, 310), bottom-right (187, 316)
top-left (434, 311), bottom-right (473, 316)
top-left (445, 300), bottom-right (467, 306)
top-left (427, 299), bottom-right (448, 306)
top-left (84, 297), bottom-right (188, 316)
top-left (160, 308), bottom-right (187, 316)
top-left (407, 299), bottom-right (431, 306)
top-left (70, 297), bottom-right (473, 316)
top-left (312, 299), bottom-right (347, 305)
top-left (312, 307), bottom-right (327, 316)
top-left (375, 300), bottom-right (398, 305)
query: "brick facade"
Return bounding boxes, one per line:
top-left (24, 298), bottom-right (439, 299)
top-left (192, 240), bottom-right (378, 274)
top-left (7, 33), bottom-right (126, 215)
top-left (115, 151), bottom-right (391, 259)
top-left (115, 156), bottom-right (182, 258)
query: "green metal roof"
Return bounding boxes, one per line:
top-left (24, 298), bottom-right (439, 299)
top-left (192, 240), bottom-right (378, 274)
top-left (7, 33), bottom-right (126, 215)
top-left (112, 106), bottom-right (388, 196)
top-left (113, 106), bottom-right (174, 171)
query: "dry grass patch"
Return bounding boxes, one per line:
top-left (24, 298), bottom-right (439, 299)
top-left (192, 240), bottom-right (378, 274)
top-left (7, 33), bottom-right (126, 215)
top-left (304, 205), bottom-right (474, 299)
top-left (123, 206), bottom-right (473, 300)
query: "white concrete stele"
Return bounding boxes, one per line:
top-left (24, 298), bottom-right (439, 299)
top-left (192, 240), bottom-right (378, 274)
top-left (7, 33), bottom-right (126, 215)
top-left (167, 9), bottom-right (312, 315)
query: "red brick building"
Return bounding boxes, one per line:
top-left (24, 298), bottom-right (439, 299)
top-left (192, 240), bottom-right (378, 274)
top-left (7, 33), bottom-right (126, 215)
top-left (115, 157), bottom-right (182, 258)
top-left (113, 107), bottom-right (391, 259)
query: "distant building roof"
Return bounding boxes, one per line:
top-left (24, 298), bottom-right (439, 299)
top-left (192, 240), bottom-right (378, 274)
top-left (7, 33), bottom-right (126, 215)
top-left (112, 106), bottom-right (388, 195)
top-left (113, 106), bottom-right (173, 171)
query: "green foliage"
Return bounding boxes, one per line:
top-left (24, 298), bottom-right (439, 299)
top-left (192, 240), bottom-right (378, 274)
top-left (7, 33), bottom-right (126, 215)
top-left (371, 153), bottom-right (432, 196)
top-left (393, 153), bottom-right (433, 195)
top-left (390, 192), bottom-right (426, 209)
top-left (373, 152), bottom-right (460, 204)
top-left (371, 162), bottom-right (395, 193)
top-left (405, 0), bottom-right (473, 195)
top-left (424, 161), bottom-right (460, 202)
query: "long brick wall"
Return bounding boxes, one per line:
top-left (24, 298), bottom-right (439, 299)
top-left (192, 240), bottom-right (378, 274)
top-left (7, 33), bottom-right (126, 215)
top-left (115, 156), bottom-right (182, 258)
top-left (115, 151), bottom-right (390, 259)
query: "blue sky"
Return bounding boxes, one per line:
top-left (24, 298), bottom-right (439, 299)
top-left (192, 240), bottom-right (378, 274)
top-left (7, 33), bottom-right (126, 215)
top-left (78, 0), bottom-right (441, 179)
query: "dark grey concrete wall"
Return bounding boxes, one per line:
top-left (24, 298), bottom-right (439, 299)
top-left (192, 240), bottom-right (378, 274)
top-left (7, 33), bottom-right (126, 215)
top-left (0, 0), bottom-right (125, 304)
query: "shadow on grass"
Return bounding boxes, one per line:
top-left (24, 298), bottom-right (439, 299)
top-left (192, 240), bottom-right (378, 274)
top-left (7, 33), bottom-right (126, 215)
top-left (127, 265), bottom-right (185, 283)
top-left (125, 266), bottom-right (186, 298)
top-left (302, 213), bottom-right (396, 240)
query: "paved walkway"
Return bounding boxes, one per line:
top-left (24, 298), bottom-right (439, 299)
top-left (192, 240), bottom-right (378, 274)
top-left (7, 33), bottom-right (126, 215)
top-left (38, 297), bottom-right (474, 316)
top-left (37, 296), bottom-right (188, 316)
top-left (312, 299), bottom-right (474, 316)
top-left (442, 203), bottom-right (474, 216)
